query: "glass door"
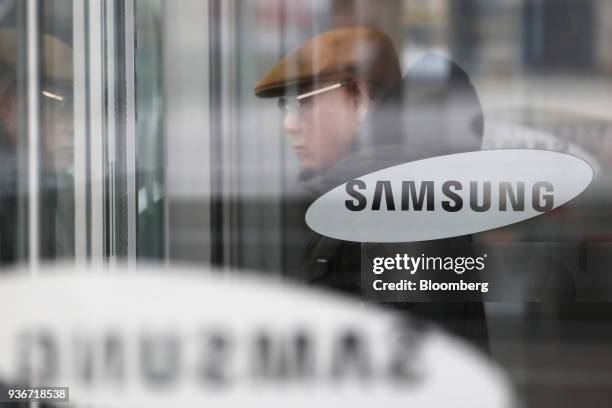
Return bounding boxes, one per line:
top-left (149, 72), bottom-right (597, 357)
top-left (0, 0), bottom-right (137, 270)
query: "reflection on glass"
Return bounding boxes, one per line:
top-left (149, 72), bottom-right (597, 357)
top-left (0, 0), bottom-right (74, 265)
top-left (144, 1), bottom-right (612, 406)
top-left (135, 0), bottom-right (165, 260)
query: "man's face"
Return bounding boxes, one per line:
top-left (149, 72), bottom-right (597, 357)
top-left (282, 84), bottom-right (361, 173)
top-left (41, 90), bottom-right (74, 172)
top-left (0, 86), bottom-right (74, 173)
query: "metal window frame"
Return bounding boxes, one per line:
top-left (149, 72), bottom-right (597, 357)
top-left (73, 0), bottom-right (137, 264)
top-left (25, 0), bottom-right (41, 271)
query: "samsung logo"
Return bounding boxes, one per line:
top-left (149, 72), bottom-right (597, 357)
top-left (306, 150), bottom-right (593, 242)
top-left (345, 180), bottom-right (554, 212)
top-left (0, 265), bottom-right (514, 407)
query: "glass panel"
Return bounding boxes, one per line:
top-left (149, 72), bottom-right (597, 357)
top-left (0, 12), bottom-right (25, 264)
top-left (135, 0), bottom-right (612, 405)
top-left (0, 0), bottom-right (75, 266)
top-left (40, 0), bottom-right (74, 260)
top-left (158, 0), bottom-right (212, 264)
top-left (135, 0), bottom-right (165, 260)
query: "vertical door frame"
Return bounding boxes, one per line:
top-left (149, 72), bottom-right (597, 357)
top-left (73, 0), bottom-right (138, 264)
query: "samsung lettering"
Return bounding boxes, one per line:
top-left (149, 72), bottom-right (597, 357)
top-left (0, 265), bottom-right (514, 407)
top-left (345, 180), bottom-right (554, 212)
top-left (306, 150), bottom-right (593, 242)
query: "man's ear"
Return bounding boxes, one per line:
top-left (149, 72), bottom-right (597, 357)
top-left (351, 81), bottom-right (370, 123)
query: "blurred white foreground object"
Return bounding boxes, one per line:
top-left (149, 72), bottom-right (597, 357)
top-left (0, 264), bottom-right (514, 407)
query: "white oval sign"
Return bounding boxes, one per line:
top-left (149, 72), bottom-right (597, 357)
top-left (0, 264), bottom-right (513, 407)
top-left (306, 150), bottom-right (593, 242)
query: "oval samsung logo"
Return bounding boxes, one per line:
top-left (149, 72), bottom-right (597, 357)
top-left (306, 150), bottom-right (593, 242)
top-left (0, 264), bottom-right (513, 407)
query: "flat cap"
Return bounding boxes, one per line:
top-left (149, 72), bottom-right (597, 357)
top-left (255, 26), bottom-right (401, 98)
top-left (0, 28), bottom-right (73, 84)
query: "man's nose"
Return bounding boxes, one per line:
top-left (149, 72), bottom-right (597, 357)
top-left (283, 111), bottom-right (301, 135)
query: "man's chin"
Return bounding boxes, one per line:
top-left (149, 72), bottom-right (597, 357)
top-left (299, 167), bottom-right (336, 182)
top-left (297, 159), bottom-right (332, 180)
top-left (298, 168), bottom-right (317, 181)
top-left (297, 159), bottom-right (317, 173)
top-left (298, 160), bottom-right (323, 181)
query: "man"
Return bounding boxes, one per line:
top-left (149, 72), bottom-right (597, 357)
top-left (255, 27), bottom-right (401, 177)
top-left (254, 27), bottom-right (488, 348)
top-left (0, 29), bottom-right (74, 263)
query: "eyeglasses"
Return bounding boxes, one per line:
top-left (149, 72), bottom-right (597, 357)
top-left (278, 81), bottom-right (350, 116)
top-left (42, 88), bottom-right (72, 112)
